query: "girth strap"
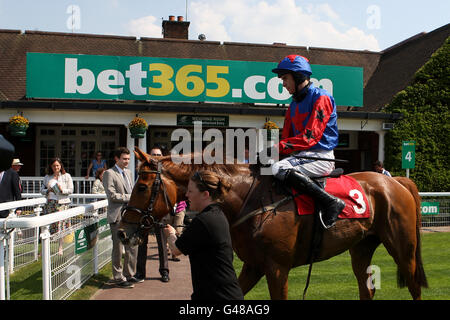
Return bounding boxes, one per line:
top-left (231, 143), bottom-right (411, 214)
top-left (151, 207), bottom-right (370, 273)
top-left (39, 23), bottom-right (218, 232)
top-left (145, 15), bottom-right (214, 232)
top-left (232, 196), bottom-right (292, 228)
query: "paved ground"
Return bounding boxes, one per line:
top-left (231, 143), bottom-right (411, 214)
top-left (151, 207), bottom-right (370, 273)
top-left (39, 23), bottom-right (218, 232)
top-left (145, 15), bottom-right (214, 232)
top-left (91, 234), bottom-right (192, 300)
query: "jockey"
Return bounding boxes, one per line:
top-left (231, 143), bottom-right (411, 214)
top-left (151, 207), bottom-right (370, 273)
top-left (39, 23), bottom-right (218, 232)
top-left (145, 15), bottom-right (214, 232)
top-left (271, 54), bottom-right (345, 229)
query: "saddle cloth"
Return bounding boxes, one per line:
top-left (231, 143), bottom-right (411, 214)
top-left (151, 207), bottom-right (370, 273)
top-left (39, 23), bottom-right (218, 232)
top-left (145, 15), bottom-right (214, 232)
top-left (291, 175), bottom-right (370, 219)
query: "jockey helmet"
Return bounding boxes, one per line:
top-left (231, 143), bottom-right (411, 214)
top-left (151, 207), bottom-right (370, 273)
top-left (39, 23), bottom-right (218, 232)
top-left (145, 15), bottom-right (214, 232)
top-left (272, 55), bottom-right (312, 78)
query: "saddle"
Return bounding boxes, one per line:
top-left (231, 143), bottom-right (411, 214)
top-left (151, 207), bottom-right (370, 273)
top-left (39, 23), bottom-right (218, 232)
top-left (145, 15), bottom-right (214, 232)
top-left (236, 167), bottom-right (370, 228)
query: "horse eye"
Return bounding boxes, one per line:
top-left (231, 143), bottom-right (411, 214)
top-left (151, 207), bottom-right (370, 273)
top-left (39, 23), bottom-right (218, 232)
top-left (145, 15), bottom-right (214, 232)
top-left (137, 184), bottom-right (148, 192)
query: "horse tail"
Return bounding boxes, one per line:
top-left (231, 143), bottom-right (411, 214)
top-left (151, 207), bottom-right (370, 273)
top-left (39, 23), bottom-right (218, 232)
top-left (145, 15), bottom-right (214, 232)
top-left (393, 177), bottom-right (429, 289)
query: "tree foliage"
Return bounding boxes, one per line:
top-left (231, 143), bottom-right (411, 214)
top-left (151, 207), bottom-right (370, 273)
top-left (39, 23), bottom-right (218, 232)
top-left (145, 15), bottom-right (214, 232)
top-left (383, 36), bottom-right (450, 191)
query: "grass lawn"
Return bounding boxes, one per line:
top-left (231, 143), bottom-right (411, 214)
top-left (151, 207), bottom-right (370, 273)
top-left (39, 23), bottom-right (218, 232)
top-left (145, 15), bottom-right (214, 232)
top-left (234, 232), bottom-right (450, 300)
top-left (8, 232), bottom-right (450, 300)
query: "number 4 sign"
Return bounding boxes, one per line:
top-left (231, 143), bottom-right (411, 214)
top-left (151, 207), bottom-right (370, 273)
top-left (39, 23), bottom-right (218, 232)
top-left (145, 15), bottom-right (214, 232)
top-left (402, 141), bottom-right (415, 169)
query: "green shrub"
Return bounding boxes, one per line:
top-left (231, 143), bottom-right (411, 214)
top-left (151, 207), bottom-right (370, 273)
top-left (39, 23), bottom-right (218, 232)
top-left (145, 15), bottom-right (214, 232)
top-left (384, 37), bottom-right (450, 191)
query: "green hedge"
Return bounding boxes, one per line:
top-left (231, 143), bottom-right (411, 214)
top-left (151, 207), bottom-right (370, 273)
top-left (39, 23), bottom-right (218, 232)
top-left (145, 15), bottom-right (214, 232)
top-left (383, 37), bottom-right (450, 191)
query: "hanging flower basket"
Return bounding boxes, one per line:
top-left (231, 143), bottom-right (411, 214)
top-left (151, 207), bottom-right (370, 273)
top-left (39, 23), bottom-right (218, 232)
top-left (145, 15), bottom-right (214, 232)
top-left (8, 115), bottom-right (29, 137)
top-left (128, 117), bottom-right (148, 139)
top-left (263, 121), bottom-right (279, 141)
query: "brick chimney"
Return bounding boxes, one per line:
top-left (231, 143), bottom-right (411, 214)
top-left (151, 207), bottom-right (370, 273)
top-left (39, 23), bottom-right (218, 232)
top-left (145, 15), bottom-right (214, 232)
top-left (162, 15), bottom-right (190, 39)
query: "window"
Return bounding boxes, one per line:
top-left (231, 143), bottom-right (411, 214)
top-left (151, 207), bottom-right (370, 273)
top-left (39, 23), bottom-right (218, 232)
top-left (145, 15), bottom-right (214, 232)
top-left (36, 126), bottom-right (119, 176)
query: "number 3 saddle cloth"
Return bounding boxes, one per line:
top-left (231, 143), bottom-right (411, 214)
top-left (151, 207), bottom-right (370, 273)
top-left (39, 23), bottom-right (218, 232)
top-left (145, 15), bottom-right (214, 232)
top-left (292, 175), bottom-right (371, 219)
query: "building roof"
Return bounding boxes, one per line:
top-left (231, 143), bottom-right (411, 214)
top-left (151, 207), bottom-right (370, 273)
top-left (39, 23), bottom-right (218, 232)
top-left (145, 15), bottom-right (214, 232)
top-left (0, 24), bottom-right (448, 113)
top-left (0, 28), bottom-right (379, 110)
top-left (364, 23), bottom-right (450, 111)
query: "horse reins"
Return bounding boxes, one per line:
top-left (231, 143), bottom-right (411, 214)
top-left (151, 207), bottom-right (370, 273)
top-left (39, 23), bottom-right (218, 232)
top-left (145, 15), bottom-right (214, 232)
top-left (121, 161), bottom-right (174, 233)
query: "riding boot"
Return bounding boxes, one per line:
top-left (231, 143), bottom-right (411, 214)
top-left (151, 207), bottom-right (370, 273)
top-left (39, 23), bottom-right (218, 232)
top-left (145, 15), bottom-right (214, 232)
top-left (285, 169), bottom-right (345, 229)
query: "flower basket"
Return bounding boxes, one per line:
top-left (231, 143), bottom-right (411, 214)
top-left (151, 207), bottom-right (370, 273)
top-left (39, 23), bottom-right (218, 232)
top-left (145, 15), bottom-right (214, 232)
top-left (9, 115), bottom-right (29, 137)
top-left (263, 121), bottom-right (279, 141)
top-left (128, 117), bottom-right (148, 139)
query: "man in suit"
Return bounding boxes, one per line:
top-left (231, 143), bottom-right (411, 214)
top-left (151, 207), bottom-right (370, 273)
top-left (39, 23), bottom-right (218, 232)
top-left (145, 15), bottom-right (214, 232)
top-left (103, 147), bottom-right (139, 288)
top-left (0, 162), bottom-right (22, 218)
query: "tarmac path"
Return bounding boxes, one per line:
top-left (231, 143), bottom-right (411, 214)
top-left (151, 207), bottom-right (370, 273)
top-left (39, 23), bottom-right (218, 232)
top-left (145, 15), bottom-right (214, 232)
top-left (91, 234), bottom-right (192, 300)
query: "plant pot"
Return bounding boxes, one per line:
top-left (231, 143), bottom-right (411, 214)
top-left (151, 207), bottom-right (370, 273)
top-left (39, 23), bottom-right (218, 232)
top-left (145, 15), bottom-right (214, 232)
top-left (8, 124), bottom-right (29, 137)
top-left (129, 126), bottom-right (147, 139)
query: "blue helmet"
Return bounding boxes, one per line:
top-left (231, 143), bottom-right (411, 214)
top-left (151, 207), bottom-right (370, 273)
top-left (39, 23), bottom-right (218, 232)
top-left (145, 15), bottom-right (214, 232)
top-left (272, 55), bottom-right (312, 77)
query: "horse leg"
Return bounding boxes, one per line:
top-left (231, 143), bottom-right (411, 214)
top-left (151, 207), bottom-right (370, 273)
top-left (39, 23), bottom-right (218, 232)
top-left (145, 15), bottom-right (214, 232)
top-left (383, 237), bottom-right (422, 300)
top-left (349, 235), bottom-right (381, 300)
top-left (238, 263), bottom-right (264, 296)
top-left (265, 261), bottom-right (290, 300)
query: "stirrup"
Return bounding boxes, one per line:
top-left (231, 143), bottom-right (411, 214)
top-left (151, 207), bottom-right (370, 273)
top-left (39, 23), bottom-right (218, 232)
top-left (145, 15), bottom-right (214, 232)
top-left (318, 210), bottom-right (337, 230)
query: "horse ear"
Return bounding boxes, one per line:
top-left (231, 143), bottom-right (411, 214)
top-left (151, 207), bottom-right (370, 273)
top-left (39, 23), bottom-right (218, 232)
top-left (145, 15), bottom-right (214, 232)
top-left (134, 146), bottom-right (150, 163)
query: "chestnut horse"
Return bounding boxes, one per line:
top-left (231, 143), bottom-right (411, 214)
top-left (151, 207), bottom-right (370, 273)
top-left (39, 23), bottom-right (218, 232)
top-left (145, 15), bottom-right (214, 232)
top-left (118, 147), bottom-right (428, 300)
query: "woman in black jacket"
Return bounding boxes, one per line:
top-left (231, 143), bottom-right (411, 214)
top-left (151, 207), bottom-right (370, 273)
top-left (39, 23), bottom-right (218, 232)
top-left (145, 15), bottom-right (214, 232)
top-left (164, 170), bottom-right (243, 300)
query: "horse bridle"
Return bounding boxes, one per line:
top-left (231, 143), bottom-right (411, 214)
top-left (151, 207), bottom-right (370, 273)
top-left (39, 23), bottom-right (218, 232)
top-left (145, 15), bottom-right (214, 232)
top-left (121, 161), bottom-right (174, 235)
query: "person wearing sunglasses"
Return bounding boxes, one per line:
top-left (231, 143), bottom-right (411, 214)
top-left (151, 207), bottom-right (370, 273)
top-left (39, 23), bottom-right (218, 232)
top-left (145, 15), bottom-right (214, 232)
top-left (85, 151), bottom-right (107, 179)
top-left (135, 146), bottom-right (170, 283)
top-left (164, 170), bottom-right (244, 300)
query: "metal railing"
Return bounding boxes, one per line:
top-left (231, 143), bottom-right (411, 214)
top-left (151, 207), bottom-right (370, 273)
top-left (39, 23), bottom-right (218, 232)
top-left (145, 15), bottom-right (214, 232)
top-left (0, 189), bottom-right (448, 300)
top-left (0, 197), bottom-right (111, 300)
top-left (21, 176), bottom-right (95, 195)
top-left (1, 194), bottom-right (106, 274)
top-left (418, 192), bottom-right (450, 227)
top-left (22, 193), bottom-right (107, 205)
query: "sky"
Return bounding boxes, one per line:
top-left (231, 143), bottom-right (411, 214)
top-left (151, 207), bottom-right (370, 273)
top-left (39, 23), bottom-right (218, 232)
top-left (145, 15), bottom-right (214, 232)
top-left (0, 0), bottom-right (448, 51)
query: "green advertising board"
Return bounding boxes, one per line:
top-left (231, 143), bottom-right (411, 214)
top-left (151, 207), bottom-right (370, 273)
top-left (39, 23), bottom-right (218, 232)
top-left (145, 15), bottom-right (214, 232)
top-left (402, 141), bottom-right (416, 169)
top-left (75, 223), bottom-right (98, 254)
top-left (421, 202), bottom-right (439, 215)
top-left (26, 52), bottom-right (363, 106)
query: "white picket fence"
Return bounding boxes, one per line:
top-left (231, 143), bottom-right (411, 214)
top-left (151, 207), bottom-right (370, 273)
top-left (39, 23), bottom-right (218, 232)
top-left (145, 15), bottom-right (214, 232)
top-left (0, 196), bottom-right (111, 300)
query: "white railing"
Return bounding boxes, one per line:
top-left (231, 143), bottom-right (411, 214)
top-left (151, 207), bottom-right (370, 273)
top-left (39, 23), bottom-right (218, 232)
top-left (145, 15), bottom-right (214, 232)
top-left (0, 198), bottom-right (111, 300)
top-left (0, 194), bottom-right (106, 274)
top-left (21, 176), bottom-right (96, 195)
top-left (419, 192), bottom-right (450, 197)
top-left (22, 193), bottom-right (107, 205)
top-left (418, 192), bottom-right (450, 227)
top-left (0, 190), bottom-right (447, 300)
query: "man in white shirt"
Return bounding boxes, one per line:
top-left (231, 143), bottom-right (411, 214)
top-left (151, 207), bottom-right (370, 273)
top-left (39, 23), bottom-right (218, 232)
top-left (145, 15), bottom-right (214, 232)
top-left (374, 160), bottom-right (392, 177)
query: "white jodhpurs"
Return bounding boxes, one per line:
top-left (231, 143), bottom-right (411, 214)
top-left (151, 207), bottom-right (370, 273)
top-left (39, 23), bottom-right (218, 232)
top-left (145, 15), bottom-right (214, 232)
top-left (272, 149), bottom-right (335, 180)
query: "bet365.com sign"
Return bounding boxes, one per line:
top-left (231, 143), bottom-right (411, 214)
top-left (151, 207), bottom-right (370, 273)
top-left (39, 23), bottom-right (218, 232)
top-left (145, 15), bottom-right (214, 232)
top-left (26, 52), bottom-right (363, 106)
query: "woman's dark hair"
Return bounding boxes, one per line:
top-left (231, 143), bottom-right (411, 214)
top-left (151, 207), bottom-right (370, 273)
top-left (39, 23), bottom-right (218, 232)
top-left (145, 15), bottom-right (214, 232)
top-left (190, 170), bottom-right (232, 203)
top-left (47, 158), bottom-right (66, 175)
top-left (95, 167), bottom-right (106, 180)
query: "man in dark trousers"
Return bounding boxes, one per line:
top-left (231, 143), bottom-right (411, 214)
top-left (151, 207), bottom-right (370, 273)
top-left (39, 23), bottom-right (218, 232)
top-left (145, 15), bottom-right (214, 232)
top-left (135, 146), bottom-right (170, 283)
top-left (0, 160), bottom-right (22, 218)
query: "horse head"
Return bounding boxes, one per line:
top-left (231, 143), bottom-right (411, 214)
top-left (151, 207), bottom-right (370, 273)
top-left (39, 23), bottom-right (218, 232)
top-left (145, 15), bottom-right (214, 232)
top-left (117, 147), bottom-right (178, 246)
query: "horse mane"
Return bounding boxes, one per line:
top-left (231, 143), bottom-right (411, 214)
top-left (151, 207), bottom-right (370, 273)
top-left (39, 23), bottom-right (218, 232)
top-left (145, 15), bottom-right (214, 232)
top-left (139, 152), bottom-right (248, 182)
top-left (161, 153), bottom-right (245, 179)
